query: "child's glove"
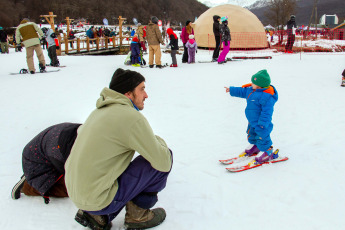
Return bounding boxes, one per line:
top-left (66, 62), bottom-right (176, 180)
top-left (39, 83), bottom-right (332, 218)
top-left (196, 50), bottom-right (198, 53)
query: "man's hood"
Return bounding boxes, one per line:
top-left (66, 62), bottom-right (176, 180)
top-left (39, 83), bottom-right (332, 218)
top-left (96, 88), bottom-right (133, 109)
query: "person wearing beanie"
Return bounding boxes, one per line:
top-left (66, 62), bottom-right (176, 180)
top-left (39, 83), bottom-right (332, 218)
top-left (212, 15), bottom-right (221, 62)
top-left (135, 23), bottom-right (147, 53)
top-left (180, 20), bottom-right (194, 63)
top-left (218, 16), bottom-right (231, 64)
top-left (15, 18), bottom-right (46, 74)
top-left (224, 69), bottom-right (279, 164)
top-left (65, 68), bottom-right (173, 230)
top-left (285, 15), bottom-right (297, 53)
top-left (166, 28), bottom-right (179, 67)
top-left (130, 35), bottom-right (141, 67)
top-left (185, 34), bottom-right (197, 64)
top-left (146, 16), bottom-right (165, 68)
top-left (0, 26), bottom-right (9, 54)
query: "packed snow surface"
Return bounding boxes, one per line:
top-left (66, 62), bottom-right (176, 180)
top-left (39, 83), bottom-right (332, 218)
top-left (1, 48), bottom-right (344, 230)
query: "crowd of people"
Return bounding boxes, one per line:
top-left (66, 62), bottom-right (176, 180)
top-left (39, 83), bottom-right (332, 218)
top-left (5, 12), bottom-right (345, 230)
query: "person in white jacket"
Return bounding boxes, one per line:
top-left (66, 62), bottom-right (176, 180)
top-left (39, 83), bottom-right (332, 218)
top-left (15, 18), bottom-right (46, 73)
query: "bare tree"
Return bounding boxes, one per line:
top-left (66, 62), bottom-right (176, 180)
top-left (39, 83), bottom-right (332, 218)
top-left (265, 0), bottom-right (297, 44)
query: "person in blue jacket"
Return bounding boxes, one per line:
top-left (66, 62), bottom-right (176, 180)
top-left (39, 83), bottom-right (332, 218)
top-left (224, 69), bottom-right (278, 164)
top-left (130, 36), bottom-right (141, 67)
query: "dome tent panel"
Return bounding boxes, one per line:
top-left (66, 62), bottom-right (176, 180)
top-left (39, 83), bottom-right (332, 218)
top-left (193, 4), bottom-right (269, 49)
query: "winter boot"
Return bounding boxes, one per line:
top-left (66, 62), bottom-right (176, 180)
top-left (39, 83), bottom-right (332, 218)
top-left (239, 144), bottom-right (260, 157)
top-left (341, 78), bottom-right (345, 87)
top-left (254, 147), bottom-right (278, 164)
top-left (149, 65), bottom-right (154, 68)
top-left (39, 63), bottom-right (46, 73)
top-left (124, 201), bottom-right (166, 230)
top-left (156, 65), bottom-right (163, 69)
top-left (11, 174), bottom-right (26, 200)
top-left (75, 209), bottom-right (112, 230)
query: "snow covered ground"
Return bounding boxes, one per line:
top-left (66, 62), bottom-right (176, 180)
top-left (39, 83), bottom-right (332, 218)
top-left (0, 47), bottom-right (345, 230)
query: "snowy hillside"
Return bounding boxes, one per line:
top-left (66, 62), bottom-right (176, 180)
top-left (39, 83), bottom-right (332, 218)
top-left (1, 47), bottom-right (345, 230)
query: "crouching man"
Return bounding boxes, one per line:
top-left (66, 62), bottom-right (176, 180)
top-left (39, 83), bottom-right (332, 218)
top-left (65, 68), bottom-right (173, 230)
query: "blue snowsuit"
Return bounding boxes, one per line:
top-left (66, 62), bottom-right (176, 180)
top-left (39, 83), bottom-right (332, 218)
top-left (230, 84), bottom-right (278, 151)
top-left (130, 41), bottom-right (140, 64)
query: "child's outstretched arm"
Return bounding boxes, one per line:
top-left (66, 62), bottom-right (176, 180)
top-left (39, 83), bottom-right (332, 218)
top-left (225, 86), bottom-right (248, 98)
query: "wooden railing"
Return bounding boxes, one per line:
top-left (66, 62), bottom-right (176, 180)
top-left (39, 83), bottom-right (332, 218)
top-left (59, 33), bottom-right (132, 54)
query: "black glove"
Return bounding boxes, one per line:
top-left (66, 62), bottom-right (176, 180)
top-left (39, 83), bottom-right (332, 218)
top-left (226, 41), bottom-right (229, 46)
top-left (196, 50), bottom-right (198, 53)
top-left (56, 46), bottom-right (60, 50)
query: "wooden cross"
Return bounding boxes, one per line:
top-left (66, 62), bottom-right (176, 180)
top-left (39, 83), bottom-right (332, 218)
top-left (65, 17), bottom-right (74, 37)
top-left (118, 16), bottom-right (127, 46)
top-left (40, 12), bottom-right (57, 32)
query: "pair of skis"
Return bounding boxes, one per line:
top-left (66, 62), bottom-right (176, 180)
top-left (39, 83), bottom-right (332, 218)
top-left (219, 149), bottom-right (288, 172)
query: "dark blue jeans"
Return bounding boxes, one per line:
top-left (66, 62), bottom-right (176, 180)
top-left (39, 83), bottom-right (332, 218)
top-left (87, 154), bottom-right (172, 222)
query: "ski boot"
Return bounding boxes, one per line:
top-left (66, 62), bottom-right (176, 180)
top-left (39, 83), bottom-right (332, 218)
top-left (39, 63), bottom-right (46, 73)
top-left (239, 144), bottom-right (260, 158)
top-left (254, 147), bottom-right (278, 164)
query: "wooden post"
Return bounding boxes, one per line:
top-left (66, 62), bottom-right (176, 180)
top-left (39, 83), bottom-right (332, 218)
top-left (96, 37), bottom-right (100, 50)
top-left (77, 38), bottom-right (80, 53)
top-left (64, 33), bottom-right (69, 54)
top-left (65, 17), bottom-right (74, 37)
top-left (112, 36), bottom-right (116, 48)
top-left (86, 37), bottom-right (90, 51)
top-left (105, 37), bottom-right (108, 49)
top-left (40, 12), bottom-right (57, 32)
top-left (57, 34), bottom-right (62, 56)
top-left (118, 16), bottom-right (127, 46)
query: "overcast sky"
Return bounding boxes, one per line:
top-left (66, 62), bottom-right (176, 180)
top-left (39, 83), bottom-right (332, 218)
top-left (197, 0), bottom-right (259, 7)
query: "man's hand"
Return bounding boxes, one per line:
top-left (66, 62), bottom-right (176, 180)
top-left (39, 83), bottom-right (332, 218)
top-left (224, 87), bottom-right (229, 93)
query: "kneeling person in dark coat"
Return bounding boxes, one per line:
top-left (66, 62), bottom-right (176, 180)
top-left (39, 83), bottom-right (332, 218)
top-left (11, 122), bottom-right (81, 204)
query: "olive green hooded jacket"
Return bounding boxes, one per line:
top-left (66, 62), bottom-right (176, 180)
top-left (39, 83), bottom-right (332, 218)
top-left (65, 88), bottom-right (172, 211)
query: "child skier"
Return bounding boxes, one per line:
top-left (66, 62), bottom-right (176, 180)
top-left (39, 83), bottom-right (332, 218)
top-left (224, 69), bottom-right (279, 164)
top-left (130, 36), bottom-right (141, 67)
top-left (185, 34), bottom-right (197, 64)
top-left (42, 27), bottom-right (60, 67)
top-left (166, 28), bottom-right (178, 67)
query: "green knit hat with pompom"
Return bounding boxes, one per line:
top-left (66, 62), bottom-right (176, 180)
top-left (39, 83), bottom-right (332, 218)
top-left (251, 69), bottom-right (271, 88)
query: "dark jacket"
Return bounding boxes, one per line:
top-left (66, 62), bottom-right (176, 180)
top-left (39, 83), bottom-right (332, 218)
top-left (0, 29), bottom-right (8, 42)
top-left (169, 34), bottom-right (178, 50)
top-left (220, 22), bottom-right (231, 42)
top-left (286, 19), bottom-right (297, 35)
top-left (213, 15), bottom-right (221, 37)
top-left (22, 122), bottom-right (81, 196)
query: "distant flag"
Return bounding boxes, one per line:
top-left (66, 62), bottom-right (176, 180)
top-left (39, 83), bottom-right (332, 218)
top-left (103, 18), bottom-right (109, 25)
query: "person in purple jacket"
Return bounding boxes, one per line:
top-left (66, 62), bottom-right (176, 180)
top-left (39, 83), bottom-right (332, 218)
top-left (185, 34), bottom-right (197, 64)
top-left (224, 69), bottom-right (279, 164)
top-left (180, 20), bottom-right (194, 63)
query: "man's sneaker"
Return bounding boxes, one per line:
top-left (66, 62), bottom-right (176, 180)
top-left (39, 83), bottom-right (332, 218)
top-left (149, 65), bottom-right (154, 68)
top-left (75, 209), bottom-right (112, 230)
top-left (11, 175), bottom-right (26, 200)
top-left (239, 144), bottom-right (260, 157)
top-left (124, 201), bottom-right (166, 230)
top-left (255, 147), bottom-right (277, 164)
